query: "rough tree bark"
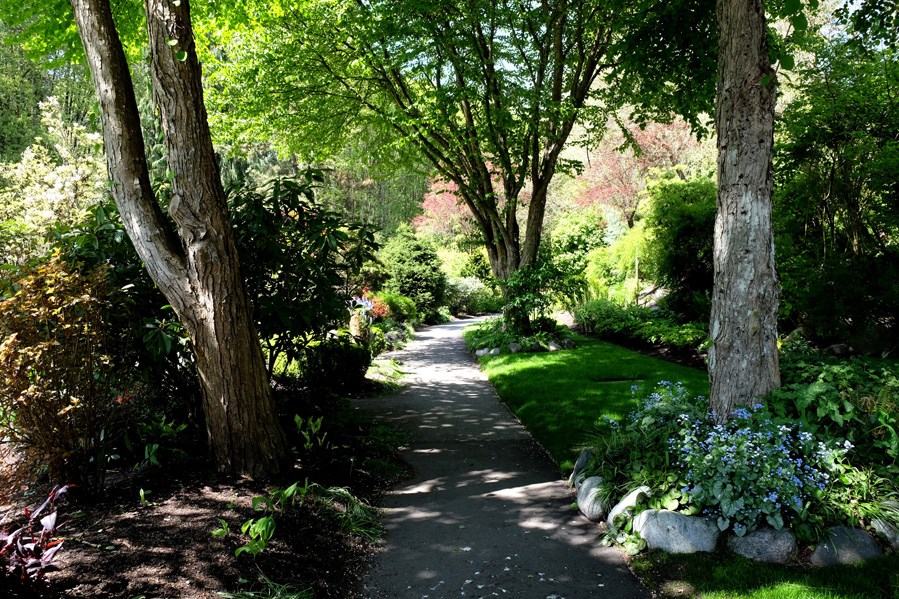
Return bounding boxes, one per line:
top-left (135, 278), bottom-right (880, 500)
top-left (708, 0), bottom-right (781, 421)
top-left (69, 0), bottom-right (288, 476)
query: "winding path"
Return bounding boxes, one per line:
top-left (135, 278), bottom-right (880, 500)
top-left (356, 318), bottom-right (649, 599)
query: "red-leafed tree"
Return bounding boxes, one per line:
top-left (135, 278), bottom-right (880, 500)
top-left (577, 119), bottom-right (703, 227)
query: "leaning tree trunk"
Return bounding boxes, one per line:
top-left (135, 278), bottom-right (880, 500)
top-left (708, 0), bottom-right (781, 422)
top-left (70, 0), bottom-right (288, 477)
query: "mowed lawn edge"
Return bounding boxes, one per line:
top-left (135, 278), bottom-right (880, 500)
top-left (464, 330), bottom-right (709, 470)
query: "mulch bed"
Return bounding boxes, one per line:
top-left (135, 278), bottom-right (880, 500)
top-left (2, 460), bottom-right (379, 599)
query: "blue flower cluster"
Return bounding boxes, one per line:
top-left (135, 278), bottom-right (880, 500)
top-left (672, 402), bottom-right (838, 536)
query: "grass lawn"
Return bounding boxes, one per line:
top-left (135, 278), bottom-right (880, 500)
top-left (465, 331), bottom-right (708, 469)
top-left (467, 326), bottom-right (899, 599)
top-left (632, 549), bottom-right (899, 598)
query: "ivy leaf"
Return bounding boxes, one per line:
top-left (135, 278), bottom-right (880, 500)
top-left (780, 54), bottom-right (796, 71)
top-left (176, 50), bottom-right (188, 62)
top-left (166, 39), bottom-right (178, 47)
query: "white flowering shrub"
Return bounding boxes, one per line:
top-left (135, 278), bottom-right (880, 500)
top-left (0, 97), bottom-right (105, 265)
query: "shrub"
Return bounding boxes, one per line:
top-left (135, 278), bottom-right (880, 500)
top-left (643, 176), bottom-right (716, 319)
top-left (371, 291), bottom-right (419, 324)
top-left (573, 299), bottom-right (708, 352)
top-left (463, 316), bottom-right (573, 353)
top-left (771, 354), bottom-right (899, 479)
top-left (379, 225), bottom-right (447, 322)
top-left (445, 276), bottom-right (503, 315)
top-left (503, 258), bottom-right (584, 334)
top-left (229, 174), bottom-right (379, 373)
top-left (584, 222), bottom-right (651, 305)
top-left (370, 318), bottom-right (415, 351)
top-left (550, 208), bottom-right (606, 273)
top-left (299, 334), bottom-right (372, 392)
top-left (0, 256), bottom-right (139, 492)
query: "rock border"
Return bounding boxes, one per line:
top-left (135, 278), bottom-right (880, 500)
top-left (569, 462), bottom-right (893, 565)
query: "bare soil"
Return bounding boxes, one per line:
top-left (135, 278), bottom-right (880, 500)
top-left (2, 460), bottom-right (379, 599)
top-left (2, 382), bottom-right (409, 599)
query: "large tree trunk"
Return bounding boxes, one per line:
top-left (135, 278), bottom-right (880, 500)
top-left (708, 0), bottom-right (781, 422)
top-left (70, 0), bottom-right (288, 477)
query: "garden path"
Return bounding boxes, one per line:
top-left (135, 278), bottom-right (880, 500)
top-left (356, 317), bottom-right (649, 599)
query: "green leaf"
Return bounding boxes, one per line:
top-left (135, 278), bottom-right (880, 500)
top-left (790, 13), bottom-right (809, 33)
top-left (784, 0), bottom-right (802, 15)
top-left (176, 50), bottom-right (188, 62)
top-left (167, 39), bottom-right (178, 47)
top-left (780, 54), bottom-right (795, 71)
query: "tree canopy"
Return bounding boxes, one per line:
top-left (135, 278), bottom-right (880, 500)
top-left (208, 0), bottom-right (714, 285)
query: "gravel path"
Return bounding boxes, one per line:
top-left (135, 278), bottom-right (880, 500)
top-left (356, 317), bottom-right (649, 599)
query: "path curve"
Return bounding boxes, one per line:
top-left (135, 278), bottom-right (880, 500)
top-left (356, 318), bottom-right (649, 599)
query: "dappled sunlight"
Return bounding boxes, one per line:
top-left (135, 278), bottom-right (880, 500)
top-left (358, 318), bottom-right (646, 598)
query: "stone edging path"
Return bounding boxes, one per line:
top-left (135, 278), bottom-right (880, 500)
top-left (355, 318), bottom-right (649, 599)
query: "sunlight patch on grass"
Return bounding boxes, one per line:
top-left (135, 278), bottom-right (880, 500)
top-left (469, 332), bottom-right (708, 467)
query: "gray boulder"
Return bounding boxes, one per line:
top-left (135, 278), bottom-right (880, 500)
top-left (561, 338), bottom-right (575, 349)
top-left (488, 347), bottom-right (501, 355)
top-left (475, 348), bottom-right (489, 357)
top-left (508, 342), bottom-right (522, 353)
top-left (547, 341), bottom-right (562, 352)
top-left (607, 486), bottom-right (651, 529)
top-left (530, 342), bottom-right (545, 352)
top-left (576, 476), bottom-right (609, 522)
top-left (872, 501), bottom-right (899, 549)
top-left (810, 526), bottom-right (882, 566)
top-left (728, 527), bottom-right (797, 563)
top-left (633, 510), bottom-right (720, 554)
top-left (567, 448), bottom-right (593, 488)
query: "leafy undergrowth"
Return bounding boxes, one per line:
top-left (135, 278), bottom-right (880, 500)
top-left (632, 549), bottom-right (899, 599)
top-left (466, 329), bottom-right (708, 470)
top-left (0, 391), bottom-right (410, 599)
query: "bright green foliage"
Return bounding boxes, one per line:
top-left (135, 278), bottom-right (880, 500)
top-left (379, 225), bottom-right (446, 322)
top-left (774, 40), bottom-right (899, 350)
top-left (550, 209), bottom-right (607, 273)
top-left (584, 222), bottom-right (650, 305)
top-left (502, 257), bottom-right (585, 329)
top-left (0, 35), bottom-right (46, 162)
top-left (228, 173), bottom-right (379, 374)
top-left (0, 256), bottom-right (137, 492)
top-left (206, 0), bottom-right (717, 303)
top-left (772, 352), bottom-right (899, 480)
top-left (643, 176), bottom-right (716, 319)
top-left (464, 315), bottom-right (574, 353)
top-left (573, 299), bottom-right (708, 353)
